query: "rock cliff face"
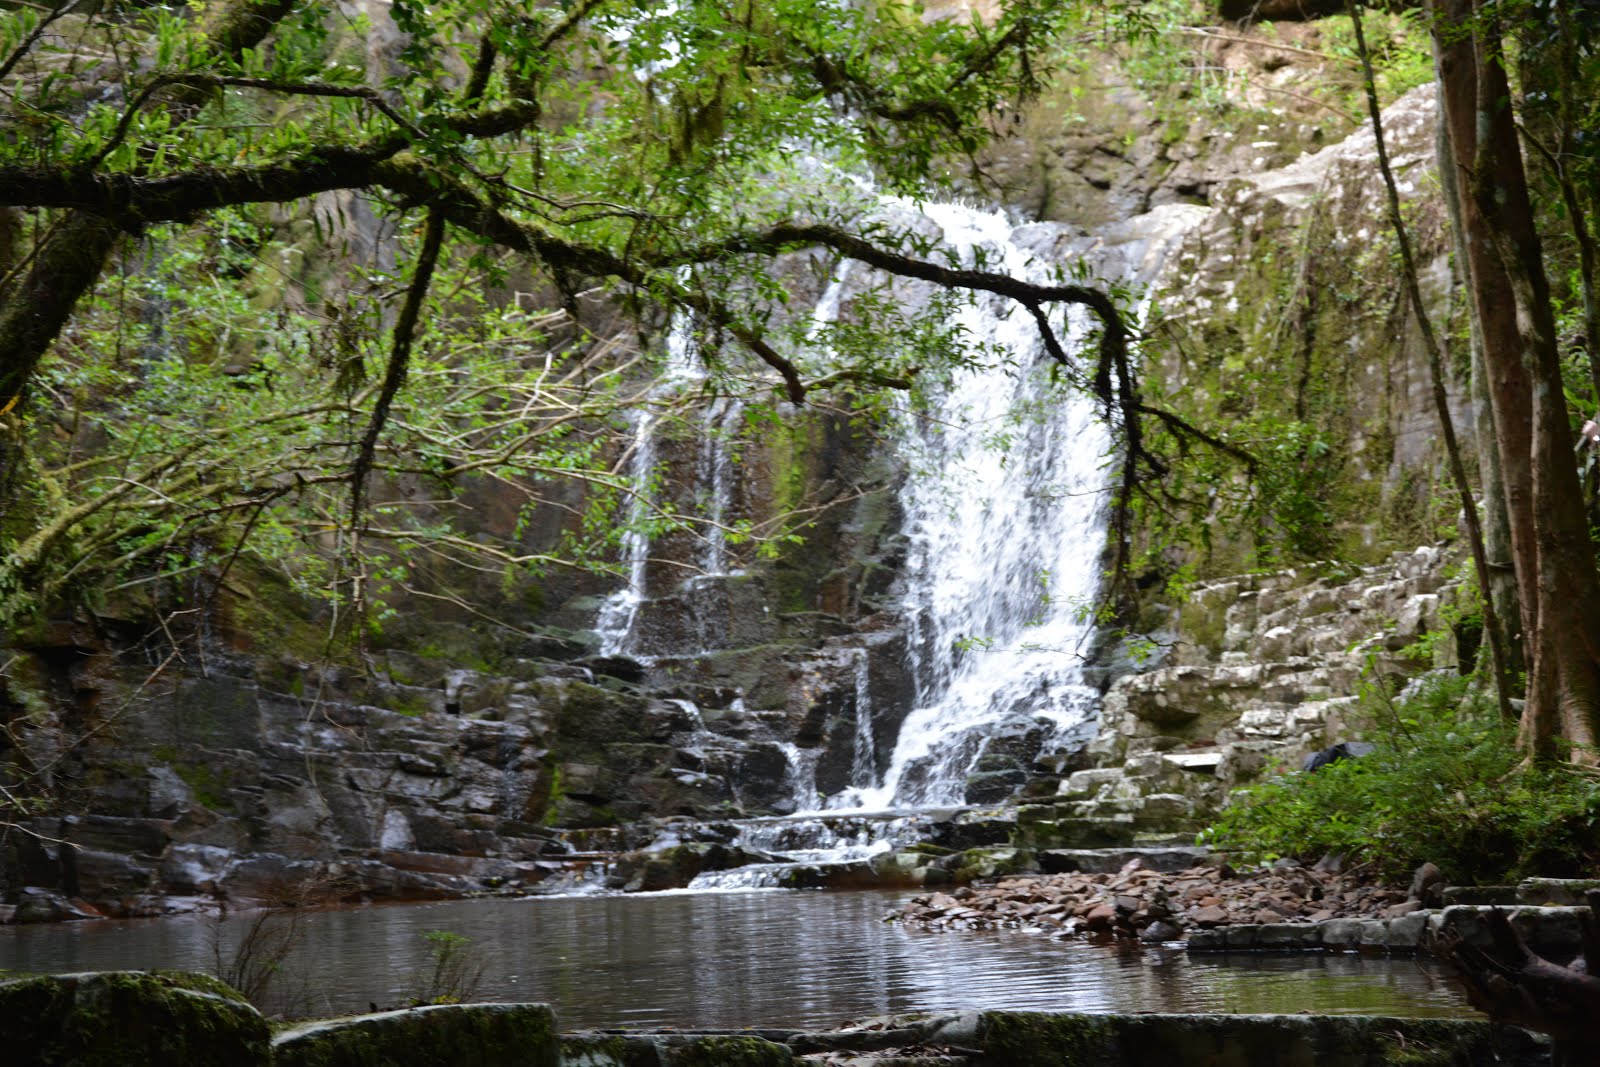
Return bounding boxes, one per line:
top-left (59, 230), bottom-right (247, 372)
top-left (1, 23), bottom-right (1482, 918)
top-left (1054, 545), bottom-right (1464, 836)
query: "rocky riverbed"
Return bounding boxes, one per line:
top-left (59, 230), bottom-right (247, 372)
top-left (891, 858), bottom-right (1421, 943)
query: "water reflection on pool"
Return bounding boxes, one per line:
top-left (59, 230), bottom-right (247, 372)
top-left (0, 890), bottom-right (1470, 1027)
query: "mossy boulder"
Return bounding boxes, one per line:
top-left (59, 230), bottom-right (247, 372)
top-left (272, 1002), bottom-right (558, 1067)
top-left (976, 1012), bottom-right (1545, 1067)
top-left (946, 847), bottom-right (1041, 882)
top-left (659, 1034), bottom-right (792, 1066)
top-left (0, 970), bottom-right (268, 1067)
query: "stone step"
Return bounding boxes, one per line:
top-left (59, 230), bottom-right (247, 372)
top-left (1517, 877), bottom-right (1600, 906)
top-left (1187, 903), bottom-right (1593, 957)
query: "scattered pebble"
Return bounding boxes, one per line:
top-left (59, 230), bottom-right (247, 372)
top-left (890, 861), bottom-right (1401, 942)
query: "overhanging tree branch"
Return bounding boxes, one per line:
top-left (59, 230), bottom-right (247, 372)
top-left (0, 0), bottom-right (300, 407)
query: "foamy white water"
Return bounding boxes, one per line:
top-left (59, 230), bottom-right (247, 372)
top-left (599, 188), bottom-right (1204, 811)
top-left (826, 201), bottom-right (1111, 809)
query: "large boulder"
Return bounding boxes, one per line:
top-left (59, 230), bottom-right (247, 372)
top-left (0, 970), bottom-right (268, 1066)
top-left (272, 1002), bottom-right (558, 1067)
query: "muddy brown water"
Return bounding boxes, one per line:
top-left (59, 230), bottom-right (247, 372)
top-left (0, 889), bottom-right (1472, 1026)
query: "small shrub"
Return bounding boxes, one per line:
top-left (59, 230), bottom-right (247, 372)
top-left (1200, 674), bottom-right (1600, 884)
top-left (406, 930), bottom-right (486, 1006)
top-left (207, 870), bottom-right (345, 1015)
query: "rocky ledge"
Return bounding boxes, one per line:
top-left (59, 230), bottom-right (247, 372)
top-left (0, 971), bottom-right (1550, 1066)
top-left (890, 857), bottom-right (1405, 944)
top-left (894, 865), bottom-right (1600, 961)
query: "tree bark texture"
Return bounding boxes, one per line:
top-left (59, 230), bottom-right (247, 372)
top-left (1430, 0), bottom-right (1600, 759)
top-left (1435, 85), bottom-right (1523, 678)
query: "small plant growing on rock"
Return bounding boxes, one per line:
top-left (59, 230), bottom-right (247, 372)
top-left (406, 930), bottom-right (486, 1006)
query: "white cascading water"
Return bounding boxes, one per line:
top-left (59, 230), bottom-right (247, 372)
top-left (598, 189), bottom-right (1200, 815)
top-left (593, 312), bottom-right (719, 658)
top-left (592, 402), bottom-right (658, 657)
top-left (597, 260), bottom-right (856, 660)
top-left (818, 201), bottom-right (1113, 810)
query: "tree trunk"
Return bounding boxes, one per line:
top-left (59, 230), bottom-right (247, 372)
top-left (1435, 87), bottom-right (1522, 678)
top-left (1430, 0), bottom-right (1600, 760)
top-left (1346, 0), bottom-right (1512, 721)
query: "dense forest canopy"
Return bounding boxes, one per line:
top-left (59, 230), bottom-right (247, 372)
top-left (0, 0), bottom-right (1174, 637)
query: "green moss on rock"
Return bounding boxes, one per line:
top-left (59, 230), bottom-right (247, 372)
top-left (980, 1012), bottom-right (1120, 1067)
top-left (0, 970), bottom-right (269, 1067)
top-left (271, 1002), bottom-right (558, 1067)
top-left (660, 1034), bottom-right (792, 1066)
top-left (978, 1012), bottom-right (1544, 1067)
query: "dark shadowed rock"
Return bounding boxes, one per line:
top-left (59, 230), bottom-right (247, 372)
top-left (578, 655), bottom-right (649, 683)
top-left (13, 887), bottom-right (104, 923)
top-left (273, 1003), bottom-right (557, 1067)
top-left (0, 971), bottom-right (268, 1066)
top-left (1218, 0), bottom-right (1345, 21)
top-left (980, 1011), bottom-right (1543, 1066)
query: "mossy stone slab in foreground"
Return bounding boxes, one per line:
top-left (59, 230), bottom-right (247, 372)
top-left (561, 1032), bottom-right (792, 1066)
top-left (977, 1012), bottom-right (1547, 1067)
top-left (0, 970), bottom-right (269, 1067)
top-left (272, 1002), bottom-right (558, 1067)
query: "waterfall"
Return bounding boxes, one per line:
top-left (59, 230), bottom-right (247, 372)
top-left (593, 310), bottom-right (729, 657)
top-left (593, 404), bottom-right (658, 657)
top-left (597, 186), bottom-right (1203, 811)
top-left (778, 742), bottom-right (821, 812)
top-left (824, 201), bottom-right (1204, 811)
top-left (696, 395), bottom-right (744, 578)
top-left (598, 259), bottom-right (857, 658)
top-left (848, 648), bottom-right (877, 792)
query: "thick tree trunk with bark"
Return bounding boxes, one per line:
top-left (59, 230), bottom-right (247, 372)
top-left (1430, 0), bottom-right (1600, 760)
top-left (1436, 89), bottom-right (1522, 677)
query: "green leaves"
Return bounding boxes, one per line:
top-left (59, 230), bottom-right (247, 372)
top-left (1201, 674), bottom-right (1600, 883)
top-left (0, 0), bottom-right (1170, 642)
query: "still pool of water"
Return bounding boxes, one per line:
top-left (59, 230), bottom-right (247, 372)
top-left (0, 890), bottom-right (1471, 1027)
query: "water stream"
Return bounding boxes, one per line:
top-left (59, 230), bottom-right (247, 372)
top-left (837, 202), bottom-right (1113, 810)
top-left (0, 892), bottom-right (1471, 1026)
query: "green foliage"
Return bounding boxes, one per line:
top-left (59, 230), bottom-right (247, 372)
top-left (0, 214), bottom-right (658, 636)
top-left (1252, 421), bottom-right (1339, 562)
top-left (407, 930), bottom-right (486, 1006)
top-left (1317, 8), bottom-right (1435, 107)
top-left (1201, 674), bottom-right (1600, 883)
top-left (0, 0), bottom-right (1163, 642)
